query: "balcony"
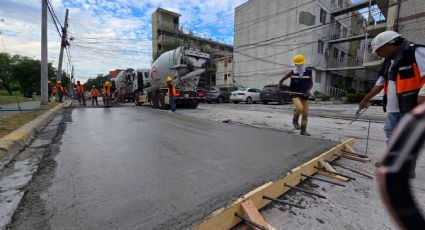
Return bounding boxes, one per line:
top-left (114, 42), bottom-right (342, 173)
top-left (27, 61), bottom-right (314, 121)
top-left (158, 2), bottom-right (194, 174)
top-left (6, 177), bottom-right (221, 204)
top-left (331, 0), bottom-right (375, 17)
top-left (327, 56), bottom-right (364, 71)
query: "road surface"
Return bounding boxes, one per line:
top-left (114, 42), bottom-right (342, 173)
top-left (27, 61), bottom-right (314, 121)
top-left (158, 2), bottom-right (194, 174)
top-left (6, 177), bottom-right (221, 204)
top-left (4, 106), bottom-right (337, 230)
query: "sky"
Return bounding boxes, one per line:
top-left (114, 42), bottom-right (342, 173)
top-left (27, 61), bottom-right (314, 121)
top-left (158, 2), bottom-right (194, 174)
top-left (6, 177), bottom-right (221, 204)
top-left (0, 0), bottom-right (247, 82)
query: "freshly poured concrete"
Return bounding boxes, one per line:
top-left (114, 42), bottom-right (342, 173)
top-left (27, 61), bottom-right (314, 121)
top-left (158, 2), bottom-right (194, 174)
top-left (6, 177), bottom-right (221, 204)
top-left (9, 107), bottom-right (337, 230)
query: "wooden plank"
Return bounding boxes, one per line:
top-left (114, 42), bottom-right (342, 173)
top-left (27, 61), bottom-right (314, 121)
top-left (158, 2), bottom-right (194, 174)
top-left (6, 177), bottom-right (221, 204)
top-left (319, 158), bottom-right (336, 173)
top-left (317, 171), bottom-right (350, 182)
top-left (340, 154), bottom-right (371, 163)
top-left (240, 199), bottom-right (268, 230)
top-left (193, 138), bottom-right (355, 230)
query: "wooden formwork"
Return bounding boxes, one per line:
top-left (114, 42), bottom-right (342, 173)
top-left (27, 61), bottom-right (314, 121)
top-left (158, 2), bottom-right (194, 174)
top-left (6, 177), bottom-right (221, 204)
top-left (194, 138), bottom-right (364, 230)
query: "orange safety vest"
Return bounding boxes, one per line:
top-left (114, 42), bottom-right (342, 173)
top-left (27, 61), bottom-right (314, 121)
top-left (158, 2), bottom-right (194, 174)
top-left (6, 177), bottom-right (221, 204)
top-left (76, 84), bottom-right (84, 95)
top-left (382, 42), bottom-right (425, 113)
top-left (91, 88), bottom-right (99, 97)
top-left (102, 86), bottom-right (111, 95)
top-left (52, 86), bottom-right (57, 94)
top-left (167, 83), bottom-right (176, 97)
top-left (57, 85), bottom-right (64, 93)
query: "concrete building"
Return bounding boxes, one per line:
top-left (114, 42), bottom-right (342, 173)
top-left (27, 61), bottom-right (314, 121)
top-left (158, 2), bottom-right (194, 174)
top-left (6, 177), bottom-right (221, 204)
top-left (215, 55), bottom-right (234, 86)
top-left (233, 0), bottom-right (380, 97)
top-left (151, 8), bottom-right (233, 60)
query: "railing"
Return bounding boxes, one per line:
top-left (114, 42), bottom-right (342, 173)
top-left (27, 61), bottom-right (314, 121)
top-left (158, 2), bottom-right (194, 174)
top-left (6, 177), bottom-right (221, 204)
top-left (326, 86), bottom-right (347, 100)
top-left (327, 56), bottom-right (363, 69)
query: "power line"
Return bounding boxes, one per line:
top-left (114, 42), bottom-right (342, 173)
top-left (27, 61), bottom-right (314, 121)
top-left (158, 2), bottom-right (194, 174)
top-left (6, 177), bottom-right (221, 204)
top-left (45, 0), bottom-right (62, 38)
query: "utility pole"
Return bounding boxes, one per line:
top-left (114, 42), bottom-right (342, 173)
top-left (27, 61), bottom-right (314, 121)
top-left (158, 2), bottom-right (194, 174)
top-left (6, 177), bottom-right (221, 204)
top-left (40, 0), bottom-right (48, 105)
top-left (70, 65), bottom-right (74, 97)
top-left (55, 9), bottom-right (69, 101)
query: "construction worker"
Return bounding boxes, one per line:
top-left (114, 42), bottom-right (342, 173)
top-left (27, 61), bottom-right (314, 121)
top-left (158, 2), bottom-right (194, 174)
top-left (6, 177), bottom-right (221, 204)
top-left (76, 81), bottom-right (86, 106)
top-left (91, 85), bottom-right (99, 106)
top-left (359, 31), bottom-right (425, 176)
top-left (278, 54), bottom-right (313, 136)
top-left (57, 80), bottom-right (64, 103)
top-left (167, 76), bottom-right (176, 112)
top-left (51, 83), bottom-right (57, 102)
top-left (48, 80), bottom-right (52, 102)
top-left (359, 31), bottom-right (425, 140)
top-left (102, 81), bottom-right (111, 105)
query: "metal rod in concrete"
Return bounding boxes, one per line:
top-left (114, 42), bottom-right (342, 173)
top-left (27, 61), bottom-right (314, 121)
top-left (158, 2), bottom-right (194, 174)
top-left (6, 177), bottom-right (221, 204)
top-left (234, 212), bottom-right (268, 230)
top-left (314, 166), bottom-right (357, 180)
top-left (284, 183), bottom-right (326, 199)
top-left (326, 161), bottom-right (374, 179)
top-left (301, 173), bottom-right (346, 187)
top-left (263, 196), bottom-right (306, 209)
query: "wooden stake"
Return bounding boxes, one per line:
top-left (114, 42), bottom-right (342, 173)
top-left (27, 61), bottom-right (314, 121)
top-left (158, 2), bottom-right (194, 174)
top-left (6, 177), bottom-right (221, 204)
top-left (240, 199), bottom-right (270, 230)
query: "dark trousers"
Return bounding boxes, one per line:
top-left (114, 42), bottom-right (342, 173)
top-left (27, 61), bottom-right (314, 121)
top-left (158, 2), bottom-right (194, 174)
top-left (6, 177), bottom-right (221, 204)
top-left (92, 96), bottom-right (98, 106)
top-left (170, 96), bottom-right (176, 112)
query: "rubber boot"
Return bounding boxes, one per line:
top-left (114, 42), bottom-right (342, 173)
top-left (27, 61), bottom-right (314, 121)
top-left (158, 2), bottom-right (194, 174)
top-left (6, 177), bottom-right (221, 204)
top-left (292, 114), bottom-right (301, 130)
top-left (300, 122), bottom-right (311, 136)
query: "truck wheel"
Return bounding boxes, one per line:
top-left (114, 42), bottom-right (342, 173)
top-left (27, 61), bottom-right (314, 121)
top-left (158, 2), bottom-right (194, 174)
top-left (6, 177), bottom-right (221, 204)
top-left (157, 93), bottom-right (166, 110)
top-left (233, 101), bottom-right (239, 104)
top-left (263, 100), bottom-right (268, 105)
top-left (151, 94), bottom-right (159, 108)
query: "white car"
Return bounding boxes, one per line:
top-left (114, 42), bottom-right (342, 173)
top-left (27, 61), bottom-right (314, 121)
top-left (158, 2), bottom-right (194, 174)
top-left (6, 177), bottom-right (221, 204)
top-left (230, 88), bottom-right (262, 104)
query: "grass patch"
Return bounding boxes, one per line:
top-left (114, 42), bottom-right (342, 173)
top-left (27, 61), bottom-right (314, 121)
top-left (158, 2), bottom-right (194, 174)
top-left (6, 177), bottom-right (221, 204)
top-left (0, 102), bottom-right (58, 138)
top-left (0, 92), bottom-right (41, 105)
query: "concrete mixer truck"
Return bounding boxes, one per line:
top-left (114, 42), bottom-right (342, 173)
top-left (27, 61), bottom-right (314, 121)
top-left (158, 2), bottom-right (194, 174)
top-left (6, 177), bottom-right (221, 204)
top-left (114, 68), bottom-right (136, 102)
top-left (134, 45), bottom-right (210, 109)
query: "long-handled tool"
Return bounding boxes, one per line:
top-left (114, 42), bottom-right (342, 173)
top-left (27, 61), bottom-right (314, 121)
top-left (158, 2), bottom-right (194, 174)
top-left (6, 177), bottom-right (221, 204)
top-left (349, 107), bottom-right (368, 125)
top-left (279, 90), bottom-right (309, 96)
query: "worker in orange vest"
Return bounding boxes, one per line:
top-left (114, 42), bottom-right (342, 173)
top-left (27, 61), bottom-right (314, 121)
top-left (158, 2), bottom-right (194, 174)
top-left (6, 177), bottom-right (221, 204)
top-left (57, 81), bottom-right (64, 103)
top-left (76, 81), bottom-right (86, 106)
top-left (90, 85), bottom-right (99, 106)
top-left (167, 76), bottom-right (176, 112)
top-left (48, 80), bottom-right (52, 102)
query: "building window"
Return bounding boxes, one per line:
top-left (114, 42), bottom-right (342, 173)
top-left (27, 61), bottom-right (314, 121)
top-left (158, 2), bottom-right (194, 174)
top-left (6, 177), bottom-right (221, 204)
top-left (228, 59), bottom-right (232, 63)
top-left (224, 60), bottom-right (228, 68)
top-left (158, 44), bottom-right (162, 51)
top-left (318, 40), bottom-right (324, 54)
top-left (341, 52), bottom-right (346, 60)
top-left (320, 9), bottom-right (326, 24)
top-left (315, 74), bottom-right (322, 83)
top-left (224, 74), bottom-right (228, 83)
top-left (342, 27), bottom-right (347, 38)
top-left (338, 0), bottom-right (343, 7)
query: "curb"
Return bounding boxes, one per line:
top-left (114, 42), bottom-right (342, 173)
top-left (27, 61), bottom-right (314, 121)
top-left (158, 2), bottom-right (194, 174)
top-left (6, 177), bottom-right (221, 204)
top-left (0, 100), bottom-right (72, 167)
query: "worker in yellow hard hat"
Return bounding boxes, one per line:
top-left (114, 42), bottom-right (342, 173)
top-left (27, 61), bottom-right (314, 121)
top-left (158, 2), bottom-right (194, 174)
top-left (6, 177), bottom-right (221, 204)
top-left (102, 81), bottom-right (111, 105)
top-left (167, 76), bottom-right (176, 112)
top-left (278, 54), bottom-right (313, 136)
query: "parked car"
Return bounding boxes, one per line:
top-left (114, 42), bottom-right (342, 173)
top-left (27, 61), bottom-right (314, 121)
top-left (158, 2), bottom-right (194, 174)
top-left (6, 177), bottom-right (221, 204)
top-left (370, 91), bottom-right (384, 106)
top-left (196, 87), bottom-right (206, 103)
top-left (230, 88), bottom-right (261, 104)
top-left (206, 86), bottom-right (231, 103)
top-left (260, 84), bottom-right (291, 104)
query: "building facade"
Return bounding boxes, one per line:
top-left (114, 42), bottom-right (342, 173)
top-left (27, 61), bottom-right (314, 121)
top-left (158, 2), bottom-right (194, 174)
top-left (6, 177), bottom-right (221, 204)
top-left (234, 0), bottom-right (379, 97)
top-left (215, 55), bottom-right (234, 86)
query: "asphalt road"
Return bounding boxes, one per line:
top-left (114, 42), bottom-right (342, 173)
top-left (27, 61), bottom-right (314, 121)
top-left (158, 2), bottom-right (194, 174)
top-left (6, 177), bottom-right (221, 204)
top-left (7, 106), bottom-right (337, 230)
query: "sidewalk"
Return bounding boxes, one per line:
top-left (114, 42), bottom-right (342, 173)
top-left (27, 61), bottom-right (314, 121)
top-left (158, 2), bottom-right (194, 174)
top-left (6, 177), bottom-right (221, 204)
top-left (0, 101), bottom-right (42, 118)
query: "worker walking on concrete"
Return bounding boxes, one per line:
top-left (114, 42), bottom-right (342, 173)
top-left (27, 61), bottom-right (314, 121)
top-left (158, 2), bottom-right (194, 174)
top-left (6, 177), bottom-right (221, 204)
top-left (279, 54), bottom-right (313, 136)
top-left (76, 81), bottom-right (86, 106)
top-left (360, 31), bottom-right (425, 140)
top-left (57, 81), bottom-right (64, 103)
top-left (167, 76), bottom-right (176, 112)
top-left (91, 85), bottom-right (99, 106)
top-left (102, 81), bottom-right (111, 105)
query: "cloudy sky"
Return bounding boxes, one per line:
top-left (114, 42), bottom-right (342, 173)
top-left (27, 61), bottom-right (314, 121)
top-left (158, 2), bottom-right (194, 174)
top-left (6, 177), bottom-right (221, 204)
top-left (0, 0), bottom-right (247, 82)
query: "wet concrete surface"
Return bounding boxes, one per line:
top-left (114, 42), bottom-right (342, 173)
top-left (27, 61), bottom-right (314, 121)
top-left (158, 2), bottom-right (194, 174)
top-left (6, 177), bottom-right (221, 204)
top-left (7, 106), bottom-right (337, 230)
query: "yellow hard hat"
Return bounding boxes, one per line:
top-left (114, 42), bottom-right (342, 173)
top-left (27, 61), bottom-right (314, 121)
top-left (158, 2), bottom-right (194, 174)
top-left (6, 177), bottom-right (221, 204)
top-left (48, 80), bottom-right (51, 84)
top-left (293, 54), bottom-right (306, 65)
top-left (167, 76), bottom-right (173, 82)
top-left (104, 81), bottom-right (110, 87)
top-left (57, 80), bottom-right (61, 84)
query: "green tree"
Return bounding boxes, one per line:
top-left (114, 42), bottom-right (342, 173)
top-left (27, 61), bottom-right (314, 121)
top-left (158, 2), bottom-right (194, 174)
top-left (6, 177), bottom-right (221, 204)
top-left (13, 57), bottom-right (41, 97)
top-left (0, 52), bottom-right (19, 95)
top-left (84, 74), bottom-right (110, 91)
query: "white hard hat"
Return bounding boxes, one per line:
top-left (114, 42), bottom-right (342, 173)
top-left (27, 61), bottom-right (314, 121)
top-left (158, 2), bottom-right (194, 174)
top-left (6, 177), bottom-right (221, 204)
top-left (371, 31), bottom-right (401, 55)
